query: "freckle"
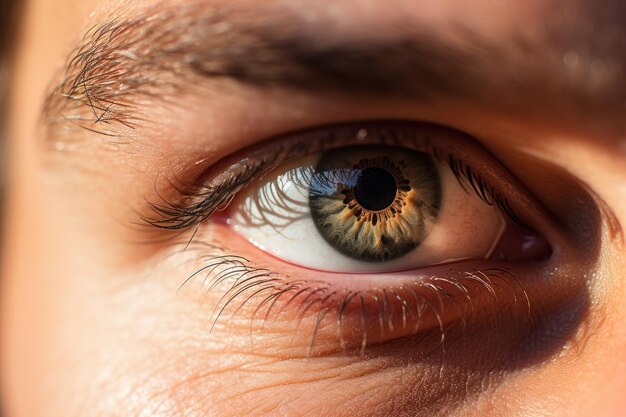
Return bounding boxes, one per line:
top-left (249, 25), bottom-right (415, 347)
top-left (563, 51), bottom-right (580, 69)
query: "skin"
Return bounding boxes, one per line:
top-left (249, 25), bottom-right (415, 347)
top-left (2, 0), bottom-right (626, 416)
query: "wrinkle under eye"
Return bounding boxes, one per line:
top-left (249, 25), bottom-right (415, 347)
top-left (309, 146), bottom-right (442, 262)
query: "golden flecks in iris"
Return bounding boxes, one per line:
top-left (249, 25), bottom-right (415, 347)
top-left (340, 156), bottom-right (410, 227)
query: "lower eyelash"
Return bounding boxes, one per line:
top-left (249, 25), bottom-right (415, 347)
top-left (178, 242), bottom-right (532, 356)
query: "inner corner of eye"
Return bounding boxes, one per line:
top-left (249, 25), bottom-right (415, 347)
top-left (223, 143), bottom-right (550, 273)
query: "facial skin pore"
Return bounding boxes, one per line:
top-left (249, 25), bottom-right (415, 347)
top-left (2, 1), bottom-right (626, 416)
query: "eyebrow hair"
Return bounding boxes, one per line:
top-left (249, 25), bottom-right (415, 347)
top-left (43, 2), bottom-right (625, 139)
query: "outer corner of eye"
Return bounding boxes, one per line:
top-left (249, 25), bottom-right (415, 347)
top-left (221, 123), bottom-right (552, 274)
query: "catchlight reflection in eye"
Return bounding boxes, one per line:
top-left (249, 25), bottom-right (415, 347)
top-left (228, 144), bottom-right (506, 273)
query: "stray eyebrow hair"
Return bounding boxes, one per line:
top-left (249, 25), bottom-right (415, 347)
top-left (42, 2), bottom-right (625, 139)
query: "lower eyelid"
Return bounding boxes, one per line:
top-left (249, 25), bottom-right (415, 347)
top-left (176, 226), bottom-right (537, 355)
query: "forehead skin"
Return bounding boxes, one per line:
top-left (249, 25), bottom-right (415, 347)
top-left (3, 0), bottom-right (626, 417)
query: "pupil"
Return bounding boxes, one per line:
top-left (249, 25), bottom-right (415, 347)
top-left (353, 167), bottom-right (397, 211)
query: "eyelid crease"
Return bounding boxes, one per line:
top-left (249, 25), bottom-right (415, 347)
top-left (142, 121), bottom-right (528, 233)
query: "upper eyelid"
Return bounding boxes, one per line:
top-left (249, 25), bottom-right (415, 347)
top-left (142, 120), bottom-right (546, 233)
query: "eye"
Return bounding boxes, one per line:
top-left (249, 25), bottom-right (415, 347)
top-left (145, 120), bottom-right (555, 352)
top-left (222, 123), bottom-right (548, 273)
top-left (229, 145), bottom-right (506, 272)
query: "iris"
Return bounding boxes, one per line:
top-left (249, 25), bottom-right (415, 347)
top-left (309, 145), bottom-right (442, 262)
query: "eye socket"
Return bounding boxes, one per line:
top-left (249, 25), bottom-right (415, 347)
top-left (144, 120), bottom-right (556, 353)
top-left (228, 144), bottom-right (508, 272)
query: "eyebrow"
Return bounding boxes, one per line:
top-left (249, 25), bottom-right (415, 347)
top-left (43, 2), bottom-right (625, 139)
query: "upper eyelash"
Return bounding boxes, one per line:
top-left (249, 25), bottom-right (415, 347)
top-left (142, 122), bottom-right (524, 232)
top-left (447, 154), bottom-right (524, 226)
top-left (144, 158), bottom-right (274, 230)
top-left (143, 129), bottom-right (341, 230)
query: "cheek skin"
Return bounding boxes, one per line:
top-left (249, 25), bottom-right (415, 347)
top-left (0, 230), bottom-right (608, 417)
top-left (0, 234), bottom-right (473, 417)
top-left (4, 199), bottom-right (573, 417)
top-left (0, 249), bottom-right (514, 417)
